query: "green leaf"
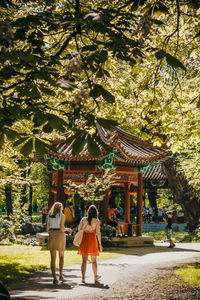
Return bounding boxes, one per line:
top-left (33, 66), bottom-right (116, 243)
top-left (131, 0), bottom-right (139, 11)
top-left (72, 134), bottom-right (86, 156)
top-left (43, 123), bottom-right (53, 133)
top-left (13, 137), bottom-right (29, 147)
top-left (89, 84), bottom-right (101, 98)
top-left (85, 114), bottom-right (95, 126)
top-left (35, 137), bottom-right (49, 155)
top-left (4, 129), bottom-right (20, 141)
top-left (166, 54), bottom-right (186, 71)
top-left (151, 18), bottom-right (164, 25)
top-left (98, 48), bottom-right (108, 63)
top-left (0, 133), bottom-right (5, 146)
top-left (96, 68), bottom-right (104, 78)
top-left (65, 131), bottom-right (83, 144)
top-left (99, 86), bottom-right (115, 103)
top-left (81, 45), bottom-right (98, 52)
top-left (87, 135), bottom-right (101, 157)
top-left (155, 50), bottom-right (166, 59)
top-left (97, 118), bottom-right (118, 129)
top-left (39, 85), bottom-right (56, 96)
top-left (20, 138), bottom-right (33, 156)
top-left (94, 134), bottom-right (112, 152)
top-left (194, 31), bottom-right (200, 38)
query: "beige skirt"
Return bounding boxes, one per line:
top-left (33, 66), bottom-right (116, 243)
top-left (47, 230), bottom-right (66, 251)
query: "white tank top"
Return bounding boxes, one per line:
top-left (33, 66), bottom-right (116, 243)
top-left (48, 213), bottom-right (62, 229)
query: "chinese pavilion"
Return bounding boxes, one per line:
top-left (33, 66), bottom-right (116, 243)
top-left (44, 123), bottom-right (169, 236)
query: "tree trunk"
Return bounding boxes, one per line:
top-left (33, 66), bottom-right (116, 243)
top-left (20, 170), bottom-right (27, 207)
top-left (5, 184), bottom-right (13, 217)
top-left (147, 191), bottom-right (158, 215)
top-left (28, 184), bottom-right (33, 217)
top-left (162, 157), bottom-right (200, 231)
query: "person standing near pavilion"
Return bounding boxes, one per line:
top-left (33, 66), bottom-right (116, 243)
top-left (42, 204), bottom-right (48, 224)
top-left (64, 201), bottom-right (75, 225)
top-left (46, 202), bottom-right (73, 284)
top-left (77, 205), bottom-right (102, 284)
top-left (163, 211), bottom-right (176, 248)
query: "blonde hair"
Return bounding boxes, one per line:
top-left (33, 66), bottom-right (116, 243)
top-left (48, 202), bottom-right (63, 218)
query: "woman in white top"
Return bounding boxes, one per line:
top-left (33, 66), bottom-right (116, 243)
top-left (46, 202), bottom-right (72, 284)
top-left (78, 204), bottom-right (102, 283)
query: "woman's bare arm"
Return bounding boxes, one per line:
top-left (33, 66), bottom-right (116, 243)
top-left (96, 220), bottom-right (103, 251)
top-left (46, 217), bottom-right (49, 233)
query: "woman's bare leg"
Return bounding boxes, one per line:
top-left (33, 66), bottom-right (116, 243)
top-left (58, 250), bottom-right (64, 278)
top-left (91, 255), bottom-right (97, 280)
top-left (81, 255), bottom-right (88, 282)
top-left (50, 250), bottom-right (57, 280)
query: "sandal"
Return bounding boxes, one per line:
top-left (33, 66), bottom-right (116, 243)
top-left (59, 275), bottom-right (65, 282)
top-left (94, 275), bottom-right (101, 283)
top-left (81, 278), bottom-right (85, 283)
top-left (53, 278), bottom-right (59, 284)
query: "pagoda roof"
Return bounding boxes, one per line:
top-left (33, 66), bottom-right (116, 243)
top-left (143, 164), bottom-right (167, 180)
top-left (54, 123), bottom-right (169, 163)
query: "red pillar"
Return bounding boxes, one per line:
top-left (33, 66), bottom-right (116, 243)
top-left (102, 190), bottom-right (110, 224)
top-left (48, 173), bottom-right (54, 210)
top-left (124, 182), bottom-right (130, 234)
top-left (136, 172), bottom-right (143, 236)
top-left (124, 182), bottom-right (130, 223)
top-left (57, 170), bottom-right (65, 207)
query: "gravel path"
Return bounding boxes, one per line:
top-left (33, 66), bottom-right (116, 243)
top-left (8, 243), bottom-right (200, 300)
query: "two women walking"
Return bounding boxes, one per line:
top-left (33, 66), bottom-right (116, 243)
top-left (47, 202), bottom-right (102, 284)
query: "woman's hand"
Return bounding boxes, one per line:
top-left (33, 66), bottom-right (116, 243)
top-left (65, 228), bottom-right (73, 234)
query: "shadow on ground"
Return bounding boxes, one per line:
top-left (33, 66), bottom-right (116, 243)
top-left (103, 244), bottom-right (200, 256)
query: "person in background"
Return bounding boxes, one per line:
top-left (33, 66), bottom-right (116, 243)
top-left (163, 211), bottom-right (176, 248)
top-left (80, 202), bottom-right (87, 218)
top-left (46, 202), bottom-right (73, 284)
top-left (149, 206), bottom-right (153, 222)
top-left (108, 205), bottom-right (124, 237)
top-left (64, 201), bottom-right (75, 225)
top-left (142, 206), bottom-right (148, 222)
top-left (78, 205), bottom-right (102, 284)
top-left (42, 204), bottom-right (48, 224)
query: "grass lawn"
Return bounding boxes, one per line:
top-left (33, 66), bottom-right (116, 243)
top-left (0, 244), bottom-right (122, 284)
top-left (175, 263), bottom-right (200, 287)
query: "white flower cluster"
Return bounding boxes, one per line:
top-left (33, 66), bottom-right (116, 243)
top-left (65, 53), bottom-right (82, 78)
top-left (137, 14), bottom-right (152, 41)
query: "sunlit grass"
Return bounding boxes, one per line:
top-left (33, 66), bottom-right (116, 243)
top-left (0, 245), bottom-right (122, 283)
top-left (175, 264), bottom-right (200, 287)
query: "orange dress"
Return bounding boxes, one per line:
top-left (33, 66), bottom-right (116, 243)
top-left (78, 229), bottom-right (99, 256)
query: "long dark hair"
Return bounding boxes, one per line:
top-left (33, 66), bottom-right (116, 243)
top-left (48, 202), bottom-right (63, 218)
top-left (87, 205), bottom-right (98, 225)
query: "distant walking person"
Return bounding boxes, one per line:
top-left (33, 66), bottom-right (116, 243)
top-left (42, 204), bottom-right (47, 224)
top-left (163, 211), bottom-right (175, 248)
top-left (78, 205), bottom-right (102, 284)
top-left (46, 202), bottom-right (72, 284)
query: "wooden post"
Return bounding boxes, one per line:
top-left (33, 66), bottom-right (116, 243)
top-left (124, 182), bottom-right (130, 234)
top-left (48, 173), bottom-right (55, 210)
top-left (136, 172), bottom-right (143, 236)
top-left (57, 170), bottom-right (65, 206)
top-left (102, 190), bottom-right (110, 224)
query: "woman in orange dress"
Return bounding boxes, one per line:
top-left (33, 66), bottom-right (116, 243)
top-left (78, 205), bottom-right (102, 283)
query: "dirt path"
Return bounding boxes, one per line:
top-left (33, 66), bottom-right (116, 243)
top-left (8, 243), bottom-right (200, 300)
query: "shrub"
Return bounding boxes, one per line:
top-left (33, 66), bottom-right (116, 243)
top-left (101, 224), bottom-right (116, 240)
top-left (0, 218), bottom-right (16, 242)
